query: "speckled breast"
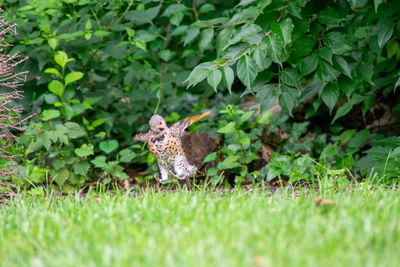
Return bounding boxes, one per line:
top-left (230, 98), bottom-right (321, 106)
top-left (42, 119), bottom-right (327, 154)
top-left (148, 133), bottom-right (184, 167)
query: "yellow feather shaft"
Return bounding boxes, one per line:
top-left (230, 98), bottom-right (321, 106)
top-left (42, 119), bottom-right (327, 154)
top-left (184, 111), bottom-right (211, 124)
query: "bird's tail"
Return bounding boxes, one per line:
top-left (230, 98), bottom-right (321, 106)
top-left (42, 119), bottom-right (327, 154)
top-left (183, 111), bottom-right (211, 125)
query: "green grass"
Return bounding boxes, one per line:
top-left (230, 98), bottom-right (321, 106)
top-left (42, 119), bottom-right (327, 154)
top-left (0, 184), bottom-right (399, 267)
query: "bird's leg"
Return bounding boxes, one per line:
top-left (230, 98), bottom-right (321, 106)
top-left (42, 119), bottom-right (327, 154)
top-left (156, 163), bottom-right (169, 184)
top-left (134, 131), bottom-right (152, 142)
top-left (174, 157), bottom-right (196, 180)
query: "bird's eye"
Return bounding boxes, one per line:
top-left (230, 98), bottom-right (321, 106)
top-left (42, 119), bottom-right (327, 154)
top-left (158, 128), bottom-right (164, 131)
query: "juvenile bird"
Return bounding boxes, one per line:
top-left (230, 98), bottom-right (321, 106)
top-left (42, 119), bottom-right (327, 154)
top-left (135, 111), bottom-right (211, 183)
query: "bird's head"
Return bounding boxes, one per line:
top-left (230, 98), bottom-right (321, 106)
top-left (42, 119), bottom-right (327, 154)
top-left (149, 114), bottom-right (167, 135)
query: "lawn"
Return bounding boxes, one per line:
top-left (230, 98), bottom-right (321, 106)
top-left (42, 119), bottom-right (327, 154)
top-left (0, 184), bottom-right (399, 267)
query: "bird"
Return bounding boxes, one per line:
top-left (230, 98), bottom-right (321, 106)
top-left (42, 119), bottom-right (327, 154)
top-left (134, 111), bottom-right (211, 183)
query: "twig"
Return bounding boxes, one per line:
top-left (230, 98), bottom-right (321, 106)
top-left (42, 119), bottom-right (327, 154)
top-left (278, 65), bottom-right (281, 89)
top-left (203, 21), bottom-right (248, 29)
top-left (218, 51), bottom-right (249, 68)
top-left (192, 0), bottom-right (198, 21)
top-left (277, 0), bottom-right (289, 23)
top-left (115, 0), bottom-right (134, 24)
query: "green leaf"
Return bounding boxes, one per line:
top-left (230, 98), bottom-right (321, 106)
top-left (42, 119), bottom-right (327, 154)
top-left (65, 72), bottom-right (84, 86)
top-left (48, 38), bottom-right (58, 50)
top-left (91, 118), bottom-right (108, 128)
top-left (221, 155), bottom-right (241, 169)
top-left (238, 110), bottom-right (255, 126)
top-left (39, 109), bottom-right (60, 121)
top-left (217, 122), bottom-right (236, 134)
top-left (54, 51), bottom-right (69, 69)
top-left (126, 5), bottom-right (161, 24)
top-left (377, 19), bottom-right (394, 48)
top-left (320, 144), bottom-right (337, 159)
top-left (83, 97), bottom-right (102, 106)
top-left (359, 63), bottom-right (374, 83)
top-left (374, 0), bottom-right (384, 12)
top-left (91, 156), bottom-right (107, 168)
top-left (85, 19), bottom-right (92, 30)
top-left (159, 49), bottom-right (174, 62)
top-left (37, 133), bottom-right (51, 151)
top-left (207, 167), bottom-right (219, 176)
top-left (264, 34), bottom-right (283, 64)
top-left (257, 110), bottom-right (273, 125)
top-left (270, 18), bottom-right (294, 46)
top-left (61, 103), bottom-right (74, 120)
top-left (74, 144), bottom-right (94, 158)
top-left (349, 130), bottom-right (370, 148)
top-left (44, 94), bottom-right (58, 104)
top-left (322, 83), bottom-right (339, 114)
top-left (99, 140), bottom-right (119, 154)
top-left (203, 152), bottom-right (217, 163)
top-left (324, 32), bottom-right (351, 55)
top-left (65, 122), bottom-right (86, 138)
top-left (237, 0), bottom-right (257, 6)
top-left (280, 69), bottom-right (299, 89)
top-left (222, 66), bottom-right (234, 94)
top-left (199, 28), bottom-right (214, 52)
top-left (44, 68), bottom-right (61, 77)
top-left (292, 37), bottom-right (314, 58)
top-left (395, 75), bottom-right (400, 92)
top-left (185, 62), bottom-right (216, 88)
top-left (279, 86), bottom-right (298, 115)
top-left (48, 80), bottom-right (64, 98)
top-left (318, 47), bottom-right (333, 64)
top-left (27, 142), bottom-right (43, 154)
top-left (53, 159), bottom-right (65, 170)
top-left (73, 161), bottom-right (90, 176)
top-left (94, 30), bottom-right (111, 37)
top-left (318, 7), bottom-right (345, 25)
top-left (118, 149), bottom-right (136, 163)
top-left (184, 26), bottom-right (200, 46)
top-left (224, 24), bottom-right (262, 49)
top-left (253, 41), bottom-right (271, 70)
top-left (339, 129), bottom-right (356, 144)
top-left (72, 104), bottom-right (87, 117)
top-left (238, 132), bottom-right (251, 145)
top-left (236, 55), bottom-right (257, 90)
top-left (300, 54), bottom-right (318, 76)
top-left (207, 69), bottom-right (222, 92)
top-left (171, 12), bottom-right (184, 26)
top-left (362, 94), bottom-right (376, 117)
top-left (333, 56), bottom-right (352, 78)
top-left (255, 84), bottom-right (280, 112)
top-left (55, 169), bottom-right (69, 187)
top-left (317, 59), bottom-right (337, 83)
top-left (332, 102), bottom-right (353, 123)
top-left (199, 4), bottom-right (216, 13)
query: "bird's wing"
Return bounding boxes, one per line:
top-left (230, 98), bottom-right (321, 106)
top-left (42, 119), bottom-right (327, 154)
top-left (134, 131), bottom-right (152, 142)
top-left (170, 111), bottom-right (211, 135)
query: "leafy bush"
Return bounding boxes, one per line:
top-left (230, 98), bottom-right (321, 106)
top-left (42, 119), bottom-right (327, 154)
top-left (2, 0), bottom-right (400, 185)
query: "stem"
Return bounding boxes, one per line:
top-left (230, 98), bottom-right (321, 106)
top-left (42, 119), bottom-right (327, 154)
top-left (203, 21), bottom-right (248, 29)
top-left (230, 109), bottom-right (246, 171)
top-left (192, 0), bottom-right (198, 21)
top-left (115, 0), bottom-right (134, 25)
top-left (218, 51), bottom-right (249, 69)
top-left (155, 0), bottom-right (182, 115)
top-left (277, 0), bottom-right (289, 23)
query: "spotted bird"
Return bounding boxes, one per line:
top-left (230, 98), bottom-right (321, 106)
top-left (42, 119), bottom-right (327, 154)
top-left (134, 111), bottom-right (211, 183)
